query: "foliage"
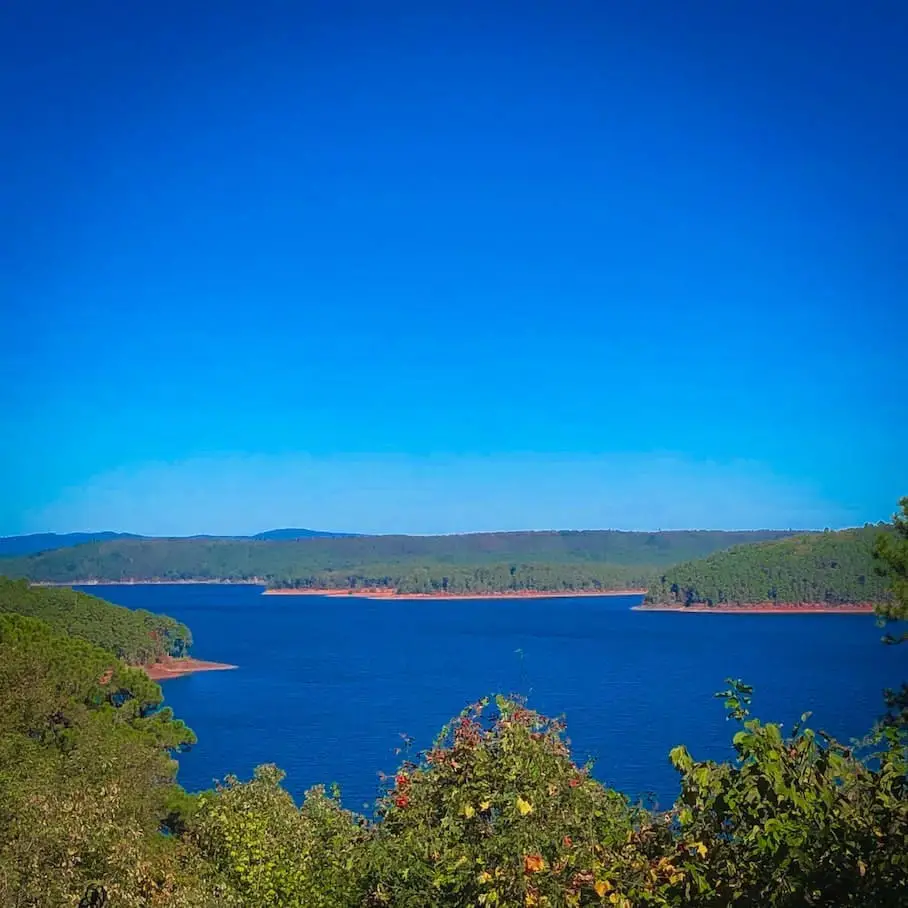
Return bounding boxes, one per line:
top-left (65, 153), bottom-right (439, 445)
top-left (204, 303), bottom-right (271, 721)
top-left (0, 530), bottom-right (799, 589)
top-left (647, 526), bottom-right (891, 607)
top-left (0, 576), bottom-right (191, 662)
top-left (873, 498), bottom-right (908, 728)
top-left (669, 679), bottom-right (908, 906)
top-left (0, 613), bottom-right (209, 906)
top-left (185, 692), bottom-right (908, 907)
top-left (360, 696), bottom-right (677, 907)
top-left (874, 497), bottom-right (908, 641)
top-left (189, 766), bottom-right (365, 907)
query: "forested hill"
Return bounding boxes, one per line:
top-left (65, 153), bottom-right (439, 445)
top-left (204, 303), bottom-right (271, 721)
top-left (646, 525), bottom-right (892, 607)
top-left (0, 577), bottom-right (191, 663)
top-left (0, 527), bottom-right (354, 556)
top-left (0, 531), bottom-right (141, 556)
top-left (0, 529), bottom-right (799, 588)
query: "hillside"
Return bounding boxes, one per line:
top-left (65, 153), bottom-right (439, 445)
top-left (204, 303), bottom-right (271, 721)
top-left (251, 527), bottom-right (360, 540)
top-left (0, 529), bottom-right (800, 589)
top-left (0, 527), bottom-right (355, 557)
top-left (0, 531), bottom-right (141, 557)
top-left (0, 576), bottom-right (191, 663)
top-left (646, 525), bottom-right (892, 607)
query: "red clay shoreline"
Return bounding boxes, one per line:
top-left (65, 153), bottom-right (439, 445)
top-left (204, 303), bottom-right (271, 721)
top-left (140, 657), bottom-right (238, 681)
top-left (634, 602), bottom-right (877, 615)
top-left (261, 587), bottom-right (649, 600)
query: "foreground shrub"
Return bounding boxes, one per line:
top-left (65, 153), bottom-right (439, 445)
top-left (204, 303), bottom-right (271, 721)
top-left (186, 691), bottom-right (908, 907)
top-left (360, 696), bottom-right (680, 906)
top-left (669, 681), bottom-right (908, 907)
top-left (189, 764), bottom-right (366, 907)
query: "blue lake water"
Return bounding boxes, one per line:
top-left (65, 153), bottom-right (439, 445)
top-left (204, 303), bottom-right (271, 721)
top-left (80, 584), bottom-right (906, 814)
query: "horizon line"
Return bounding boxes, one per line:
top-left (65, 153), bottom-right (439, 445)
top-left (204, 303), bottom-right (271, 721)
top-left (1, 523), bottom-right (888, 542)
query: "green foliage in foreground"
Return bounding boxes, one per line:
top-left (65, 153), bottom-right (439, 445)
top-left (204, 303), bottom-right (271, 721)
top-left (647, 525), bottom-right (891, 607)
top-left (183, 690), bottom-right (908, 908)
top-left (875, 498), bottom-right (908, 640)
top-left (873, 498), bottom-right (908, 729)
top-left (0, 529), bottom-right (798, 588)
top-left (0, 613), bottom-right (202, 906)
top-left (0, 576), bottom-right (191, 662)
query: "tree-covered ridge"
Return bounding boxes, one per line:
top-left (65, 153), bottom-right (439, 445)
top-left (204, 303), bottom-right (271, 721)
top-left (276, 561), bottom-right (657, 594)
top-left (647, 525), bottom-right (892, 606)
top-left (0, 577), bottom-right (192, 663)
top-left (0, 529), bottom-right (799, 586)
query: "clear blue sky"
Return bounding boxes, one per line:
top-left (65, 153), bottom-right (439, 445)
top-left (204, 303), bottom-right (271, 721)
top-left (1, 1), bottom-right (905, 536)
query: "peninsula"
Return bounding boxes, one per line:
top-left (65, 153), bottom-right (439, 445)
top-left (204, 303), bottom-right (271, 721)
top-left (142, 656), bottom-right (238, 681)
top-left (0, 577), bottom-right (236, 680)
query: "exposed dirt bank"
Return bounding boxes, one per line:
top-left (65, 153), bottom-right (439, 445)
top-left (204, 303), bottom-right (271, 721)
top-left (634, 602), bottom-right (876, 614)
top-left (141, 657), bottom-right (238, 681)
top-left (262, 587), bottom-right (648, 600)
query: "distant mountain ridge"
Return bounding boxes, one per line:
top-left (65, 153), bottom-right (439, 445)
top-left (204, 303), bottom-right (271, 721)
top-left (0, 532), bottom-right (143, 557)
top-left (0, 528), bottom-right (357, 557)
top-left (251, 528), bottom-right (359, 541)
top-left (0, 529), bottom-right (804, 589)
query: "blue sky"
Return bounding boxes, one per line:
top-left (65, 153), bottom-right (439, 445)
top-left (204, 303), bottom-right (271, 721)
top-left (1, 1), bottom-right (905, 536)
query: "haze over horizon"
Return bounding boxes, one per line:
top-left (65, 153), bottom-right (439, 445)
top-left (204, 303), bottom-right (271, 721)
top-left (2, 1), bottom-right (906, 537)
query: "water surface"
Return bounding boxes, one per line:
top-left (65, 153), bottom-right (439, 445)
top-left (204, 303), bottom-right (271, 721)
top-left (80, 584), bottom-right (906, 813)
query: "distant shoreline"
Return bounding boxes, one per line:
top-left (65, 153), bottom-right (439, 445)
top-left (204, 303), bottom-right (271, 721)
top-left (261, 587), bottom-right (648, 600)
top-left (34, 579), bottom-right (265, 587)
top-left (141, 657), bottom-right (238, 681)
top-left (634, 602), bottom-right (877, 615)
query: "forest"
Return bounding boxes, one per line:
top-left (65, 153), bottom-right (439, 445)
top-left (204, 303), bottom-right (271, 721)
top-left (0, 501), bottom-right (905, 905)
top-left (647, 525), bottom-right (891, 607)
top-left (0, 529), bottom-right (797, 588)
top-left (0, 576), bottom-right (192, 663)
top-left (273, 561), bottom-right (657, 594)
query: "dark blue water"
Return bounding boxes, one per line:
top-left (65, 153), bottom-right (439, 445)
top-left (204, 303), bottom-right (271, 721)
top-left (80, 584), bottom-right (906, 814)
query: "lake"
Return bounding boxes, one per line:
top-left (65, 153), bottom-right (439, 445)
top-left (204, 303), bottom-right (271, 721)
top-left (80, 584), bottom-right (906, 814)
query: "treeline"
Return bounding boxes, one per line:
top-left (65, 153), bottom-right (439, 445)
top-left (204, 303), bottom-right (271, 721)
top-left (647, 525), bottom-right (892, 606)
top-left (0, 576), bottom-right (191, 663)
top-left (0, 529), bottom-right (798, 586)
top-left (279, 562), bottom-right (655, 594)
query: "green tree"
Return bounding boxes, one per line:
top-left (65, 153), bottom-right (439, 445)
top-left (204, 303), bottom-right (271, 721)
top-left (0, 614), bottom-right (210, 906)
top-left (874, 497), bottom-right (908, 728)
top-left (189, 766), bottom-right (365, 907)
top-left (874, 496), bottom-right (908, 641)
